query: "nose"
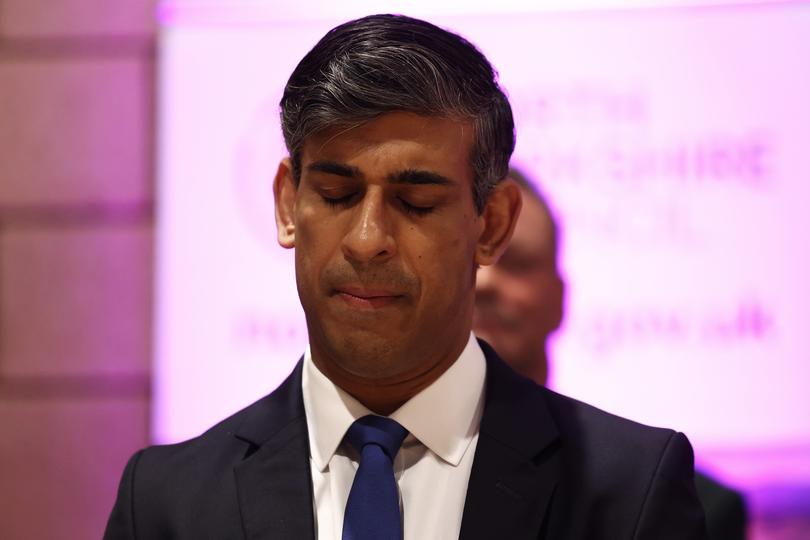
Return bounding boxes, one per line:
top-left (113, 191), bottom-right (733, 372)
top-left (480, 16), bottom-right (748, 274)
top-left (341, 188), bottom-right (396, 264)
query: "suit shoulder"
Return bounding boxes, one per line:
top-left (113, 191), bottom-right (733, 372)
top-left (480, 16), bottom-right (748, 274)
top-left (134, 394), bottom-right (268, 477)
top-left (537, 386), bottom-right (698, 499)
top-left (139, 363), bottom-right (305, 466)
top-left (540, 386), bottom-right (680, 451)
top-left (536, 387), bottom-right (706, 538)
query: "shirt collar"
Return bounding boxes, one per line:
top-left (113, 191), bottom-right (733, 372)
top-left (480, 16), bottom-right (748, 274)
top-left (302, 333), bottom-right (487, 471)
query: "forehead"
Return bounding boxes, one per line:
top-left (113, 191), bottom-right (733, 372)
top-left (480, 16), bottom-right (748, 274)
top-left (300, 112), bottom-right (474, 180)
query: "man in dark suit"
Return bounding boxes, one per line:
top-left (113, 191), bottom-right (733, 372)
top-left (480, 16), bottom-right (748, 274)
top-left (105, 14), bottom-right (708, 539)
top-left (475, 166), bottom-right (747, 540)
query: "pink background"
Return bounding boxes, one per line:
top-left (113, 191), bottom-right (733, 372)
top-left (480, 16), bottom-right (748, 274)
top-left (155, 0), bottom-right (810, 529)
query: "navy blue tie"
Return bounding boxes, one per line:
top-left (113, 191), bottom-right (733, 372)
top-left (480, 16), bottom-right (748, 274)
top-left (342, 415), bottom-right (408, 540)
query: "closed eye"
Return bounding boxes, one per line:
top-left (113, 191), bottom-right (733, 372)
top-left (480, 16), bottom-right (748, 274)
top-left (321, 193), bottom-right (356, 208)
top-left (399, 198), bottom-right (434, 216)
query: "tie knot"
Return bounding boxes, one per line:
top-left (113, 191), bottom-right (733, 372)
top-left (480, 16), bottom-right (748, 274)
top-left (345, 415), bottom-right (408, 460)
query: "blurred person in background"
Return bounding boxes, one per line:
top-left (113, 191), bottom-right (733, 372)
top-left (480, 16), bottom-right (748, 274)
top-left (474, 166), bottom-right (748, 540)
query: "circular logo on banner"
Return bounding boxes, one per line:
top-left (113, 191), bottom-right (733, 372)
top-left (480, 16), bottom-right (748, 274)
top-left (232, 97), bottom-right (291, 258)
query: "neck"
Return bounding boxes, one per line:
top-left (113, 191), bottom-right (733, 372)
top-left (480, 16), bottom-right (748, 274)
top-left (346, 358), bottom-right (456, 415)
top-left (312, 337), bottom-right (467, 416)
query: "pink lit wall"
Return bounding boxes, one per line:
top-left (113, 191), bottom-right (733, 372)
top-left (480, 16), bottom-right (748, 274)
top-left (155, 1), bottom-right (810, 524)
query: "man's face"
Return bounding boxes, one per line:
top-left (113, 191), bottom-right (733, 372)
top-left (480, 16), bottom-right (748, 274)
top-left (474, 188), bottom-right (563, 384)
top-left (276, 112), bottom-right (492, 388)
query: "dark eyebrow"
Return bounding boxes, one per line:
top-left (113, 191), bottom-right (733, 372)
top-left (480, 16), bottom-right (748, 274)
top-left (388, 169), bottom-right (454, 186)
top-left (307, 160), bottom-right (360, 178)
top-left (307, 162), bottom-right (454, 186)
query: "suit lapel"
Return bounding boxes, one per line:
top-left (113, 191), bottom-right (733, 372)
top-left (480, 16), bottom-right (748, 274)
top-left (227, 345), bottom-right (560, 540)
top-left (459, 341), bottom-right (562, 540)
top-left (233, 361), bottom-right (316, 540)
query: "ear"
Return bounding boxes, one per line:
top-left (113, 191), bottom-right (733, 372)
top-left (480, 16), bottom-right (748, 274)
top-left (273, 158), bottom-right (297, 249)
top-left (475, 178), bottom-right (522, 266)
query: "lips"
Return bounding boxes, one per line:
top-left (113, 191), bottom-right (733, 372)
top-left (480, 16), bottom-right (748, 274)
top-left (334, 286), bottom-right (404, 309)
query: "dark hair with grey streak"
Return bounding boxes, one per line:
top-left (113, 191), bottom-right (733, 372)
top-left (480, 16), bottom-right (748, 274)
top-left (280, 13), bottom-right (515, 213)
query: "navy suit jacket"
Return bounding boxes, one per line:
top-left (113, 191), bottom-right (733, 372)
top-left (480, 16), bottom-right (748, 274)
top-left (104, 341), bottom-right (707, 539)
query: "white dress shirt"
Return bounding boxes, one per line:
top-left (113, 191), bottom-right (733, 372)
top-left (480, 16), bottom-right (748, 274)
top-left (301, 332), bottom-right (487, 540)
